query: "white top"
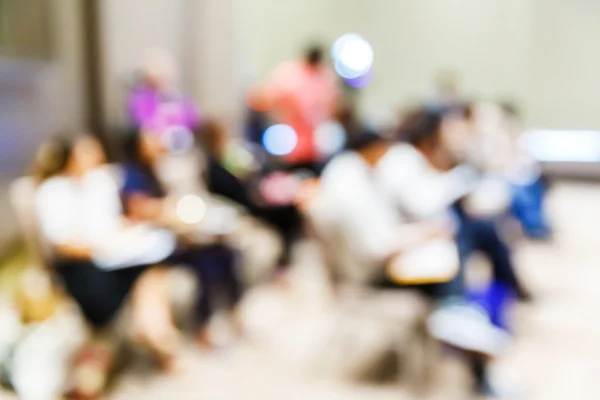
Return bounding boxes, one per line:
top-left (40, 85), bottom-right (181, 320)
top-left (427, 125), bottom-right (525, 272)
top-left (36, 166), bottom-right (176, 270)
top-left (375, 143), bottom-right (478, 221)
top-left (315, 152), bottom-right (404, 284)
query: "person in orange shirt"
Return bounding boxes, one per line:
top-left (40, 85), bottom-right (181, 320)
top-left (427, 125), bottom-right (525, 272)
top-left (262, 45), bottom-right (341, 171)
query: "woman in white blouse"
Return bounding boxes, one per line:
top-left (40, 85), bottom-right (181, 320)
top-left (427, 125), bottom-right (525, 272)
top-left (34, 136), bottom-right (181, 395)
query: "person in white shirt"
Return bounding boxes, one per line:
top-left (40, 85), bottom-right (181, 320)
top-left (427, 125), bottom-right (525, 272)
top-left (377, 105), bottom-right (532, 302)
top-left (315, 130), bottom-right (506, 396)
top-left (316, 132), bottom-right (457, 295)
top-left (34, 135), bottom-right (183, 396)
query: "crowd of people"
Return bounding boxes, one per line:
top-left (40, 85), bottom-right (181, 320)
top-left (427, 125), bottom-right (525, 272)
top-left (0, 44), bottom-right (552, 399)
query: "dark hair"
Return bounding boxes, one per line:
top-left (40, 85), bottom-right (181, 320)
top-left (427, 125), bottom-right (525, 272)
top-left (33, 137), bottom-right (74, 183)
top-left (305, 45), bottom-right (324, 66)
top-left (122, 128), bottom-right (145, 165)
top-left (397, 107), bottom-right (444, 147)
top-left (195, 119), bottom-right (225, 157)
top-left (398, 103), bottom-right (471, 146)
top-left (347, 131), bottom-right (385, 152)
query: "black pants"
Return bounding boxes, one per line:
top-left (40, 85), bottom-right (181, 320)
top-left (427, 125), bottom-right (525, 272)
top-left (452, 204), bottom-right (524, 296)
top-left (167, 243), bottom-right (243, 326)
top-left (55, 260), bottom-right (148, 328)
top-left (249, 205), bottom-right (303, 267)
top-left (55, 244), bottom-right (242, 329)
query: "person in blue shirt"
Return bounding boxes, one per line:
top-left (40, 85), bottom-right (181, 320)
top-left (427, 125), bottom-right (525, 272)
top-left (121, 131), bottom-right (244, 348)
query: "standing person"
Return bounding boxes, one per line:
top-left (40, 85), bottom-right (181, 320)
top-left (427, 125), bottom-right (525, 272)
top-left (128, 47), bottom-right (201, 134)
top-left (120, 131), bottom-right (244, 347)
top-left (262, 44), bottom-right (341, 172)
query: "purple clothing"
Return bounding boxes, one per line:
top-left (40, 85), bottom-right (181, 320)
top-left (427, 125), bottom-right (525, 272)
top-left (128, 85), bottom-right (200, 132)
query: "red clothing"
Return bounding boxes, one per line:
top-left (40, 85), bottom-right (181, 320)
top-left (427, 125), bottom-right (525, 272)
top-left (267, 61), bottom-right (339, 163)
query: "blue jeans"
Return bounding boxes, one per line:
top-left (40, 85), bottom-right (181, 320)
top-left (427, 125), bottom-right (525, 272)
top-left (447, 204), bottom-right (524, 298)
top-left (511, 177), bottom-right (551, 239)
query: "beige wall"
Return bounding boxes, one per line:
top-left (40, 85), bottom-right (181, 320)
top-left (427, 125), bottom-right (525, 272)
top-left (238, 0), bottom-right (600, 129)
top-left (99, 0), bottom-right (186, 128)
top-left (0, 0), bottom-right (87, 247)
top-left (97, 0), bottom-right (600, 131)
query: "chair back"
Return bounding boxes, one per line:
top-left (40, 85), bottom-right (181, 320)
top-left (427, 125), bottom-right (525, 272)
top-left (9, 176), bottom-right (47, 267)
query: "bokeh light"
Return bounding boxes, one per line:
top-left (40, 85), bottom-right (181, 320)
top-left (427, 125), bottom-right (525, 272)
top-left (314, 121), bottom-right (346, 156)
top-left (162, 125), bottom-right (194, 154)
top-left (331, 34), bottom-right (374, 80)
top-left (345, 68), bottom-right (373, 88)
top-left (262, 124), bottom-right (298, 156)
top-left (176, 194), bottom-right (207, 225)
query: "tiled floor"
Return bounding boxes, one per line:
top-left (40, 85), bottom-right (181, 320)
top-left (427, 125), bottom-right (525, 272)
top-left (2, 182), bottom-right (600, 399)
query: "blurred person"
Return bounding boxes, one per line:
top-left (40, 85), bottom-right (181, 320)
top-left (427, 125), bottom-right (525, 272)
top-left (500, 102), bottom-right (552, 239)
top-left (261, 44), bottom-right (341, 171)
top-left (33, 135), bottom-right (181, 397)
top-left (379, 105), bottom-right (532, 301)
top-left (121, 131), bottom-right (244, 347)
top-left (314, 131), bottom-right (506, 397)
top-left (316, 131), bottom-right (460, 295)
top-left (128, 47), bottom-right (201, 134)
top-left (197, 120), bottom-right (304, 272)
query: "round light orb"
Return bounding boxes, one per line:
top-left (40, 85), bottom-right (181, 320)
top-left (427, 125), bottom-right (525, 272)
top-left (163, 125), bottom-right (194, 154)
top-left (262, 124), bottom-right (298, 156)
top-left (176, 194), bottom-right (207, 225)
top-left (314, 121), bottom-right (347, 155)
top-left (331, 33), bottom-right (374, 79)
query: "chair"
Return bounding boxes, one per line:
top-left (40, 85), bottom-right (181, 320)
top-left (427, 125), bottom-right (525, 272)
top-left (9, 177), bottom-right (46, 268)
top-left (300, 184), bottom-right (437, 394)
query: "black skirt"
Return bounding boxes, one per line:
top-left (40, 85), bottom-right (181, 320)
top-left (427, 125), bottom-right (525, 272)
top-left (54, 259), bottom-right (148, 328)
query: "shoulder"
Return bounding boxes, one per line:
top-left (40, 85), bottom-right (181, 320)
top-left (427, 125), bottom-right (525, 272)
top-left (36, 177), bottom-right (73, 208)
top-left (379, 143), bottom-right (425, 170)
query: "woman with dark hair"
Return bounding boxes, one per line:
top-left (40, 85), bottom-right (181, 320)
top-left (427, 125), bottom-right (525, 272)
top-left (196, 119), bottom-right (304, 270)
top-left (376, 105), bottom-right (530, 396)
top-left (120, 130), bottom-right (244, 346)
top-left (34, 135), bottom-right (181, 397)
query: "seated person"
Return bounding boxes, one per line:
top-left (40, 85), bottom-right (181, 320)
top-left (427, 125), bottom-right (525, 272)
top-left (197, 119), bottom-right (304, 270)
top-left (316, 132), bottom-right (457, 295)
top-left (316, 131), bottom-right (505, 397)
top-left (121, 131), bottom-right (244, 346)
top-left (34, 135), bottom-right (180, 397)
top-left (377, 105), bottom-right (532, 300)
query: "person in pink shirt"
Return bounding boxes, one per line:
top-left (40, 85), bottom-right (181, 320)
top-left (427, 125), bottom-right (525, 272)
top-left (264, 45), bottom-right (340, 167)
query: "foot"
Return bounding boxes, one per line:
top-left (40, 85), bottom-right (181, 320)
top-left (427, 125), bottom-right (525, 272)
top-left (515, 287), bottom-right (534, 303)
top-left (229, 310), bottom-right (245, 340)
top-left (67, 345), bottom-right (112, 399)
top-left (196, 327), bottom-right (214, 350)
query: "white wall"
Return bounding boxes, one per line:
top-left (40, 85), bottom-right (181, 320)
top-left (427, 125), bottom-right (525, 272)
top-left (99, 0), bottom-right (186, 127)
top-left (238, 0), bottom-right (600, 129)
top-left (528, 0), bottom-right (600, 129)
top-left (0, 0), bottom-right (87, 247)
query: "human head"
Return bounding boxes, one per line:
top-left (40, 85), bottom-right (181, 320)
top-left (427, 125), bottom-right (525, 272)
top-left (196, 119), bottom-right (228, 159)
top-left (304, 44), bottom-right (324, 67)
top-left (34, 135), bottom-right (106, 182)
top-left (124, 130), bottom-right (166, 166)
top-left (141, 47), bottom-right (177, 91)
top-left (398, 104), bottom-right (472, 169)
top-left (34, 138), bottom-right (72, 182)
top-left (72, 135), bottom-right (106, 172)
top-left (347, 131), bottom-right (390, 167)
